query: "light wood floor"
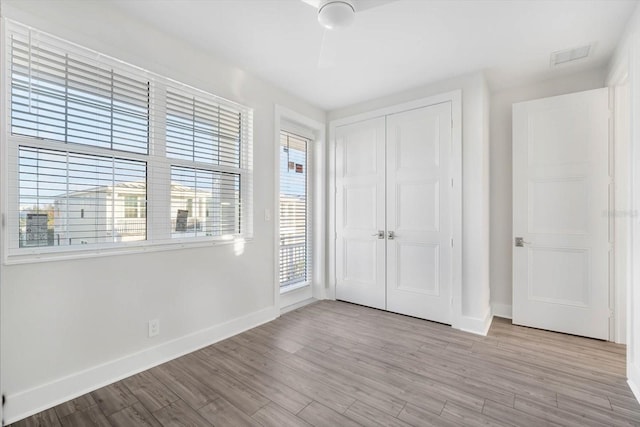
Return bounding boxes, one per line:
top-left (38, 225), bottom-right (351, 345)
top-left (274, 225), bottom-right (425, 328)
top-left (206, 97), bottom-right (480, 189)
top-left (11, 300), bottom-right (640, 426)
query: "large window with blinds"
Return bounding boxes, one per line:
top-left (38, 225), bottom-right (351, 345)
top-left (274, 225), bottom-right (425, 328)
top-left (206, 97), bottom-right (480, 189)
top-left (279, 130), bottom-right (312, 289)
top-left (4, 20), bottom-right (253, 260)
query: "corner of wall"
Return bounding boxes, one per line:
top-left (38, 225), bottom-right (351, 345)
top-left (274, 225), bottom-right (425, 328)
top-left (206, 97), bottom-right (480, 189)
top-left (629, 362), bottom-right (640, 404)
top-left (459, 307), bottom-right (493, 336)
top-left (491, 303), bottom-right (512, 319)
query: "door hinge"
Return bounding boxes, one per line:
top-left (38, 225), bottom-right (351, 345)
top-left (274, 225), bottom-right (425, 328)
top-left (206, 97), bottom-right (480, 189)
top-left (609, 309), bottom-right (615, 318)
top-left (450, 238), bottom-right (454, 248)
top-left (450, 178), bottom-right (454, 188)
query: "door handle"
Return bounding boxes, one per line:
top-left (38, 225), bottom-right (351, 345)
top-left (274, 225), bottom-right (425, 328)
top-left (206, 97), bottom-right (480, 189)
top-left (372, 230), bottom-right (385, 239)
top-left (514, 237), bottom-right (530, 247)
top-left (387, 231), bottom-right (395, 240)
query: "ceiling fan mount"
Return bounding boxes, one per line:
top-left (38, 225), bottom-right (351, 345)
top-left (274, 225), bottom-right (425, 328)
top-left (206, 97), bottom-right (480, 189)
top-left (300, 0), bottom-right (396, 67)
top-left (317, 1), bottom-right (356, 30)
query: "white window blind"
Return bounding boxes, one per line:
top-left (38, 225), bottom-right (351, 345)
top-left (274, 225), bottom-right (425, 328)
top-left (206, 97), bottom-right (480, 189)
top-left (170, 166), bottom-right (240, 238)
top-left (10, 33), bottom-right (150, 154)
top-left (166, 90), bottom-right (241, 167)
top-left (164, 85), bottom-right (251, 241)
top-left (279, 130), bottom-right (312, 288)
top-left (18, 146), bottom-right (147, 247)
top-left (4, 20), bottom-right (253, 260)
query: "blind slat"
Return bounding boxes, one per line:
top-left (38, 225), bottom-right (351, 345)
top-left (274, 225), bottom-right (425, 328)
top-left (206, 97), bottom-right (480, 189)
top-left (10, 34), bottom-right (150, 154)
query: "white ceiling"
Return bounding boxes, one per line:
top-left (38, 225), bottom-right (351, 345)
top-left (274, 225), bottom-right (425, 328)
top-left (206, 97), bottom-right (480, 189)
top-left (110, 0), bottom-right (638, 110)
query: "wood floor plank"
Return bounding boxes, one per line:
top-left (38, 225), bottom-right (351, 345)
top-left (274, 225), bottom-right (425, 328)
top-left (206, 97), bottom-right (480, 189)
top-left (176, 353), bottom-right (270, 416)
top-left (297, 401), bottom-right (362, 427)
top-left (482, 399), bottom-right (560, 427)
top-left (195, 345), bottom-right (313, 414)
top-left (343, 400), bottom-right (413, 427)
top-left (151, 399), bottom-right (211, 427)
top-left (123, 371), bottom-right (180, 412)
top-left (263, 346), bottom-right (408, 416)
top-left (148, 361), bottom-right (219, 410)
top-left (91, 381), bottom-right (139, 417)
top-left (216, 341), bottom-right (356, 414)
top-left (328, 344), bottom-right (486, 412)
top-left (294, 345), bottom-right (409, 415)
top-left (397, 402), bottom-right (460, 427)
top-left (53, 394), bottom-right (96, 419)
top-left (441, 401), bottom-right (510, 427)
top-left (12, 408), bottom-right (61, 427)
top-left (108, 402), bottom-right (161, 427)
top-left (611, 403), bottom-right (640, 423)
top-left (555, 394), bottom-right (638, 426)
top-left (197, 397), bottom-right (261, 427)
top-left (513, 395), bottom-right (606, 427)
top-left (10, 301), bottom-right (640, 427)
top-left (58, 405), bottom-right (111, 427)
top-left (252, 402), bottom-right (313, 427)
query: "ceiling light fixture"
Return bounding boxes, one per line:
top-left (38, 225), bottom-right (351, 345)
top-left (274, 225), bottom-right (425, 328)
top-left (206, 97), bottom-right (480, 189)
top-left (318, 0), bottom-right (355, 30)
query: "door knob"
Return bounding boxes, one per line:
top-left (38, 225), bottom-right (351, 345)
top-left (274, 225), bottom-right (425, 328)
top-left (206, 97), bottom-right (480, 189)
top-left (372, 230), bottom-right (385, 239)
top-left (388, 231), bottom-right (395, 240)
top-left (514, 237), bottom-right (530, 247)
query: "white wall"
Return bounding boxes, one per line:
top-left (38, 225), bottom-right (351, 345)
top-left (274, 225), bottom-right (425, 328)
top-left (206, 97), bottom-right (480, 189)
top-left (0, 0), bottom-right (325, 423)
top-left (607, 1), bottom-right (640, 403)
top-left (328, 71), bottom-right (492, 333)
top-left (489, 68), bottom-right (607, 319)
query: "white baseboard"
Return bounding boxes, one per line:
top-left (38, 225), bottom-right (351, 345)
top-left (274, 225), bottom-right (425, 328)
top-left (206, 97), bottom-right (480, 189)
top-left (629, 362), bottom-right (640, 405)
top-left (491, 303), bottom-right (512, 319)
top-left (4, 306), bottom-right (278, 425)
top-left (281, 297), bottom-right (317, 315)
top-left (458, 308), bottom-right (493, 336)
top-left (280, 284), bottom-right (313, 313)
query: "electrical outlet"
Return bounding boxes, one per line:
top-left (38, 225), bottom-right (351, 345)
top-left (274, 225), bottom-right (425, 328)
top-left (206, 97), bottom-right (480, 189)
top-left (148, 319), bottom-right (160, 337)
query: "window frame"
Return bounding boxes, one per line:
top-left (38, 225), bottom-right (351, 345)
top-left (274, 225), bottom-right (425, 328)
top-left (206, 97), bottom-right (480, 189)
top-left (2, 19), bottom-right (254, 264)
top-left (278, 129), bottom-right (313, 291)
top-left (274, 105), bottom-right (326, 313)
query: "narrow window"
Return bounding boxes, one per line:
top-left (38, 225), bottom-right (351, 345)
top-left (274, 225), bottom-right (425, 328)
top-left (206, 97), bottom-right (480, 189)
top-left (279, 130), bottom-right (311, 289)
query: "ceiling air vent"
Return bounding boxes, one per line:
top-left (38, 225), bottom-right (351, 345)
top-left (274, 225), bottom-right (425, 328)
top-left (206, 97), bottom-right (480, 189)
top-left (550, 45), bottom-right (591, 67)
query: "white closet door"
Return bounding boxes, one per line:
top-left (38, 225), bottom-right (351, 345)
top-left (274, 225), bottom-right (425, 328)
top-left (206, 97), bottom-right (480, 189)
top-left (513, 88), bottom-right (610, 340)
top-left (386, 103), bottom-right (453, 324)
top-left (335, 117), bottom-right (386, 309)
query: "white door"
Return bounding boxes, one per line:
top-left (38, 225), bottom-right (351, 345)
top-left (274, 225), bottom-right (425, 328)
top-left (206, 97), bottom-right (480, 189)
top-left (335, 102), bottom-right (453, 324)
top-left (513, 88), bottom-right (610, 340)
top-left (386, 104), bottom-right (452, 323)
top-left (335, 117), bottom-right (386, 309)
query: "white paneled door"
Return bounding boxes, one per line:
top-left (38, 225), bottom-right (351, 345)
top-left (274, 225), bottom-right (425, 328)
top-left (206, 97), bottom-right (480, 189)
top-left (335, 103), bottom-right (453, 324)
top-left (513, 88), bottom-right (610, 340)
top-left (335, 117), bottom-right (387, 310)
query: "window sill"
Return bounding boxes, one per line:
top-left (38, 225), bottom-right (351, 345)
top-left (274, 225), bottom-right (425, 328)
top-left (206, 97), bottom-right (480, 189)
top-left (4, 236), bottom-right (252, 265)
top-left (280, 281), bottom-right (311, 294)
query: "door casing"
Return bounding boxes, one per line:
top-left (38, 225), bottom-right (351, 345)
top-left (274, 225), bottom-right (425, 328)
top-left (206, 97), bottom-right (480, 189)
top-left (328, 91), bottom-right (462, 329)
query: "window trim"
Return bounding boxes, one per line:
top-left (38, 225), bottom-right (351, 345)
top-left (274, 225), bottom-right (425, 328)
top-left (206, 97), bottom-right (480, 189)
top-left (2, 19), bottom-right (253, 264)
top-left (274, 105), bottom-right (326, 312)
top-left (278, 129), bottom-right (312, 291)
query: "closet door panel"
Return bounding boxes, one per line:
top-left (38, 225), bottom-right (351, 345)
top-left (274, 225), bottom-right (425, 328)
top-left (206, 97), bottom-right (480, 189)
top-left (386, 103), bottom-right (453, 324)
top-left (335, 117), bottom-right (387, 309)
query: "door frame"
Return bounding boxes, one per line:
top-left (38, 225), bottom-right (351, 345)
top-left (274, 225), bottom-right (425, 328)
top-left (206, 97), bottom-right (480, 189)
top-left (608, 52), bottom-right (632, 345)
top-left (274, 105), bottom-right (326, 314)
top-left (328, 90), bottom-right (463, 329)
